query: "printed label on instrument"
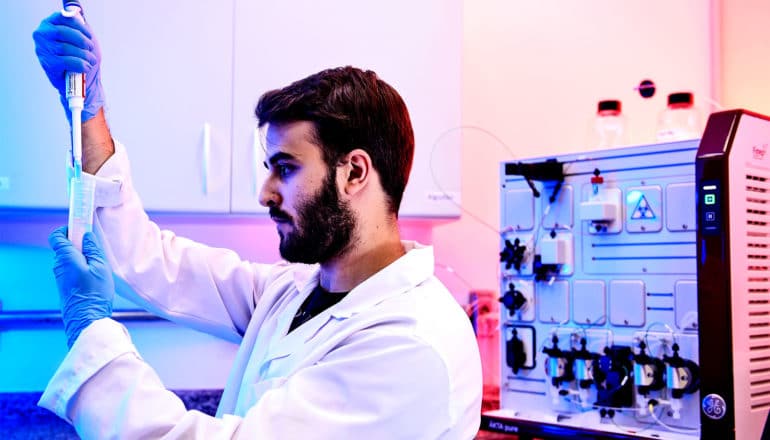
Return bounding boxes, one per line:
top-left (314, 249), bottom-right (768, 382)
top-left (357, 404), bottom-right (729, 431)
top-left (66, 73), bottom-right (85, 99)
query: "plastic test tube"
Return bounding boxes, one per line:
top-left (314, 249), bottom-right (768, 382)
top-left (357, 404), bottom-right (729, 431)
top-left (67, 174), bottom-right (96, 251)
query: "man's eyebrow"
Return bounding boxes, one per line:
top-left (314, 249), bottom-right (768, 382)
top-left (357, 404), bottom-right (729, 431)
top-left (266, 151), bottom-right (297, 166)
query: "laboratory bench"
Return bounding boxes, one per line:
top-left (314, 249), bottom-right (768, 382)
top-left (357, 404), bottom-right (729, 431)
top-left (1, 390), bottom-right (521, 439)
top-left (0, 389), bottom-right (223, 439)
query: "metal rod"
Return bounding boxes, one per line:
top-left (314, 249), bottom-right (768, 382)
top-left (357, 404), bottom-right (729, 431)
top-left (0, 310), bottom-right (165, 330)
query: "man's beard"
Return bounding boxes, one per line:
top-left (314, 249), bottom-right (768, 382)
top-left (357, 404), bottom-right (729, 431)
top-left (271, 168), bottom-right (356, 264)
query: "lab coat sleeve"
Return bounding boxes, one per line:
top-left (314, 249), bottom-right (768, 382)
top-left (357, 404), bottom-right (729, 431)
top-left (39, 319), bottom-right (463, 440)
top-left (90, 141), bottom-right (279, 341)
top-left (39, 319), bottom-right (243, 438)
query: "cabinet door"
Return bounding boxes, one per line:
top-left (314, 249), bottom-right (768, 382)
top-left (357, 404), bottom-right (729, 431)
top-left (230, 0), bottom-right (462, 217)
top-left (0, 1), bottom-right (106, 210)
top-left (98, 1), bottom-right (234, 213)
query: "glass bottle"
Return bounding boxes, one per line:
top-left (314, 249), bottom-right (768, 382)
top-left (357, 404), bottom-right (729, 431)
top-left (656, 92), bottom-right (701, 141)
top-left (594, 99), bottom-right (627, 149)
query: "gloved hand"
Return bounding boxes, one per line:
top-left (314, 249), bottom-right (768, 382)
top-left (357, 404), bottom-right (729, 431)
top-left (49, 226), bottom-right (114, 348)
top-left (32, 10), bottom-right (104, 123)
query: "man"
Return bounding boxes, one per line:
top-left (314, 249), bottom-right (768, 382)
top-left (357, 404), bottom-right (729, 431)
top-left (34, 9), bottom-right (482, 440)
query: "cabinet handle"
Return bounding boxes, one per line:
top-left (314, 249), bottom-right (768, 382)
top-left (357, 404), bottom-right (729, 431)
top-left (202, 122), bottom-right (211, 195)
top-left (252, 127), bottom-right (260, 195)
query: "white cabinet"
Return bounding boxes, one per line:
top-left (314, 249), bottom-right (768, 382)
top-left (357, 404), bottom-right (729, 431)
top-left (230, 0), bottom-right (462, 217)
top-left (1, 1), bottom-right (461, 217)
top-left (99, 1), bottom-right (234, 213)
top-left (0, 0), bottom-right (234, 213)
top-left (0, 0), bottom-right (104, 209)
top-left (99, 0), bottom-right (462, 217)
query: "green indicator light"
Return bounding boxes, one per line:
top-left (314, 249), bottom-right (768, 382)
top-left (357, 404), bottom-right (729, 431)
top-left (705, 194), bottom-right (716, 205)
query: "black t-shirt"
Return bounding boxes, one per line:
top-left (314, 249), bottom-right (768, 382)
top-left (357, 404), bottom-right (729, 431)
top-left (288, 284), bottom-right (349, 333)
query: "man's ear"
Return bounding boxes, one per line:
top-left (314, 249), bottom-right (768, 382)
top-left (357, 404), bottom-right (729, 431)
top-left (339, 149), bottom-right (371, 196)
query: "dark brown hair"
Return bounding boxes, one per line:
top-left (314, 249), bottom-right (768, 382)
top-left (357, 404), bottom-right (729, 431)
top-left (255, 66), bottom-right (414, 214)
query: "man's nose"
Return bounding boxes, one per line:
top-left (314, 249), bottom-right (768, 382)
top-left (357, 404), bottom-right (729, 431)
top-left (258, 177), bottom-right (281, 208)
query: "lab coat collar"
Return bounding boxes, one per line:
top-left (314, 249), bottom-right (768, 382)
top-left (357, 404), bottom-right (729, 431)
top-left (267, 241), bottom-right (435, 360)
top-left (334, 240), bottom-right (434, 318)
top-left (292, 240), bottom-right (434, 320)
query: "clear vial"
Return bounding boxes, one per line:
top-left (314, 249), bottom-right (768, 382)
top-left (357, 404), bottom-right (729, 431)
top-left (594, 99), bottom-right (626, 148)
top-left (656, 92), bottom-right (701, 141)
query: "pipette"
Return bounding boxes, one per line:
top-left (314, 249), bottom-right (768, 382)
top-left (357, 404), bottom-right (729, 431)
top-left (61, 0), bottom-right (95, 251)
top-left (61, 1), bottom-right (84, 177)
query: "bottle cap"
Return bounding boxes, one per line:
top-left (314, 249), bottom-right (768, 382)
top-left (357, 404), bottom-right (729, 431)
top-left (597, 100), bottom-right (621, 113)
top-left (667, 92), bottom-right (693, 106)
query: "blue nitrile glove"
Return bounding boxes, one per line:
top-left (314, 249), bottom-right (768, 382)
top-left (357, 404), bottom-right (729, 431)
top-left (32, 10), bottom-right (104, 123)
top-left (49, 227), bottom-right (114, 348)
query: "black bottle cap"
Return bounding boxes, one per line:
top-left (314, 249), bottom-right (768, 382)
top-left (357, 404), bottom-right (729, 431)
top-left (597, 100), bottom-right (621, 112)
top-left (668, 92), bottom-right (693, 105)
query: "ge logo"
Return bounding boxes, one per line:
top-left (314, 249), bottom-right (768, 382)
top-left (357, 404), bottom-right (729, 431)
top-left (702, 394), bottom-right (727, 420)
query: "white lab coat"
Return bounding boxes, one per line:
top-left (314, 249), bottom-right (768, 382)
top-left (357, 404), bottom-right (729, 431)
top-left (39, 142), bottom-right (483, 439)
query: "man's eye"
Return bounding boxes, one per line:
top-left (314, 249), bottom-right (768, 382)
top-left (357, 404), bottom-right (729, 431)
top-left (276, 164), bottom-right (294, 178)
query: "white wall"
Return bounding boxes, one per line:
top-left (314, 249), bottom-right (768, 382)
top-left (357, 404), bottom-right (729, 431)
top-left (433, 0), bottom-right (715, 300)
top-left (720, 0), bottom-right (770, 115)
